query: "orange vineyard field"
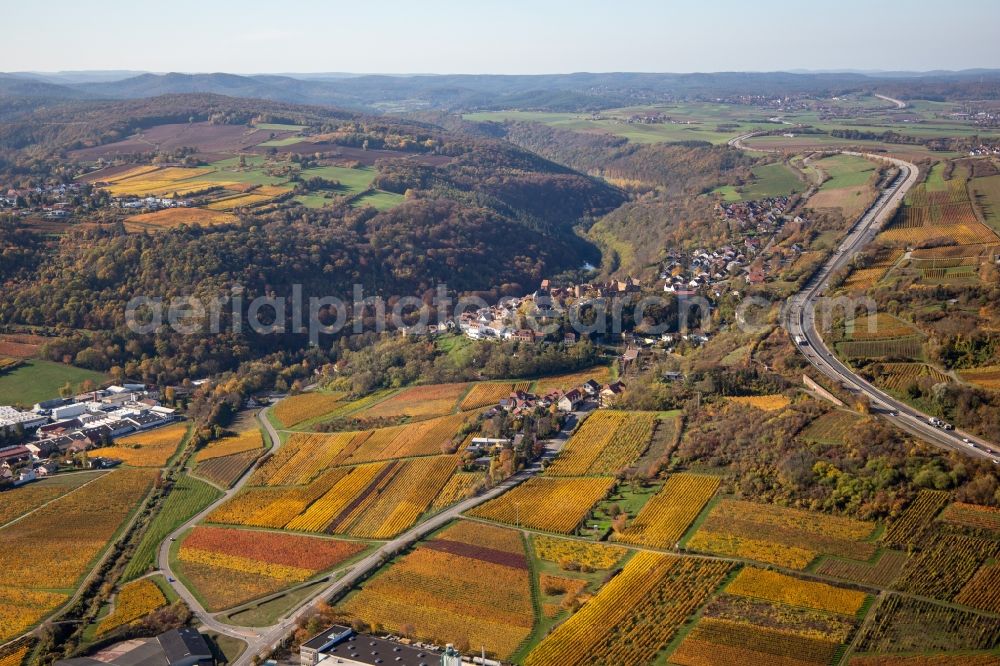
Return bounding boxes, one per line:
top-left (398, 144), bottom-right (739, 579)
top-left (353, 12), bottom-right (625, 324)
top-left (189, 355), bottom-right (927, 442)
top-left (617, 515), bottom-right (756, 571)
top-left (176, 526), bottom-right (366, 611)
top-left (355, 383), bottom-right (469, 420)
top-left (273, 391), bottom-right (346, 427)
top-left (340, 521), bottom-right (534, 660)
top-left (0, 469), bottom-right (155, 642)
top-left (686, 498), bottom-right (877, 569)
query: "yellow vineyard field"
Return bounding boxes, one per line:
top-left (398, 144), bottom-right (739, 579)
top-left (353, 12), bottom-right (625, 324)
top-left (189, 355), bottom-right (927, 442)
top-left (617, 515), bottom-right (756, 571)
top-left (469, 476), bottom-right (615, 534)
top-left (687, 499), bottom-right (877, 569)
top-left (273, 391), bottom-right (347, 427)
top-left (195, 429), bottom-right (263, 462)
top-left (729, 394), bottom-right (791, 411)
top-left (546, 411), bottom-right (655, 476)
top-left (89, 423), bottom-right (187, 467)
top-left (616, 473), bottom-right (720, 548)
top-left (459, 381), bottom-right (533, 411)
top-left (532, 535), bottom-right (627, 570)
top-left (726, 567), bottom-right (867, 615)
top-left (524, 553), bottom-right (731, 666)
top-left (96, 578), bottom-right (167, 635)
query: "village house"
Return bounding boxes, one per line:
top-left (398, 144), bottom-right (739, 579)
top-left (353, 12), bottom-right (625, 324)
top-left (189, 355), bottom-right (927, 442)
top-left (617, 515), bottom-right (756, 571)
top-left (600, 381), bottom-right (626, 407)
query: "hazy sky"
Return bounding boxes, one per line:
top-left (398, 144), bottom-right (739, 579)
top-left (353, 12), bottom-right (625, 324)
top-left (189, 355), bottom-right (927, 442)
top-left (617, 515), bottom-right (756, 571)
top-left (5, 0), bottom-right (999, 74)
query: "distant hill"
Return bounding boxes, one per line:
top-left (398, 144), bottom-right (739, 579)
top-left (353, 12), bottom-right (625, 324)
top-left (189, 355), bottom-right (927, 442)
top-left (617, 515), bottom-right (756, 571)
top-left (0, 74), bottom-right (92, 100)
top-left (3, 70), bottom-right (1000, 112)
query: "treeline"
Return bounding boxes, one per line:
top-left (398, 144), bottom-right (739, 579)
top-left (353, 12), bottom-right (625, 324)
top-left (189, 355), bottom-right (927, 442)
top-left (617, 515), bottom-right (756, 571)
top-left (327, 333), bottom-right (602, 395)
top-left (498, 121), bottom-right (755, 195)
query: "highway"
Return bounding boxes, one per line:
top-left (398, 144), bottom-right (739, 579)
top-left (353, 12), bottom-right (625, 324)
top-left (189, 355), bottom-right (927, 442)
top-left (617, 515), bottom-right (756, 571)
top-left (730, 131), bottom-right (999, 463)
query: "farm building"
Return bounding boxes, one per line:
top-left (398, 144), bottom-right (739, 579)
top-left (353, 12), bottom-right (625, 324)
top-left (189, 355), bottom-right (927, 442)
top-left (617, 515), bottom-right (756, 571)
top-left (301, 626), bottom-right (466, 666)
top-left (54, 628), bottom-right (212, 666)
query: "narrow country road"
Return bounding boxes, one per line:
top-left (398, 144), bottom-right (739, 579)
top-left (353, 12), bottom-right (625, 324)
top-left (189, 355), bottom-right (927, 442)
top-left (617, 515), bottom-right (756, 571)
top-left (230, 468), bottom-right (534, 666)
top-left (874, 93), bottom-right (907, 109)
top-left (729, 131), bottom-right (1000, 463)
top-left (155, 398), bottom-right (553, 664)
top-left (156, 406), bottom-right (281, 640)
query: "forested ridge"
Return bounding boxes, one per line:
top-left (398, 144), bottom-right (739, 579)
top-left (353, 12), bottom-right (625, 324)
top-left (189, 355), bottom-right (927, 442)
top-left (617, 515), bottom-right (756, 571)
top-left (0, 95), bottom-right (626, 385)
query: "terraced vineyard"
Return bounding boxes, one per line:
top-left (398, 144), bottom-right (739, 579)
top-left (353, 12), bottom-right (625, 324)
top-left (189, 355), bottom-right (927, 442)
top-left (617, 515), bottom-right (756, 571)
top-left (880, 489), bottom-right (950, 549)
top-left (615, 473), bottom-right (719, 548)
top-left (800, 410), bottom-right (863, 444)
top-left (468, 476), bottom-right (615, 534)
top-left (959, 365), bottom-right (1000, 390)
top-left (340, 522), bottom-right (534, 660)
top-left (524, 553), bottom-right (731, 666)
top-left (874, 363), bottom-right (951, 392)
top-left (545, 411), bottom-right (656, 476)
top-left (837, 336), bottom-right (925, 360)
top-left (686, 498), bottom-right (877, 569)
top-left (728, 394), bottom-right (791, 411)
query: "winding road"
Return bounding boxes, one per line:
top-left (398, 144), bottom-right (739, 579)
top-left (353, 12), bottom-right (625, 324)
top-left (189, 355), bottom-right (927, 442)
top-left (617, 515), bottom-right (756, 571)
top-left (156, 403), bottom-right (548, 664)
top-left (730, 132), bottom-right (1000, 463)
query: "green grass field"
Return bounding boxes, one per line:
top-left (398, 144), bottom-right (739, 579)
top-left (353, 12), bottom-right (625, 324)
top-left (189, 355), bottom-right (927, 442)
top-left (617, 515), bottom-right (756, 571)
top-left (294, 193), bottom-right (338, 209)
top-left (203, 159), bottom-right (289, 187)
top-left (254, 123), bottom-right (307, 132)
top-left (743, 162), bottom-right (805, 198)
top-left (257, 136), bottom-right (305, 147)
top-left (464, 109), bottom-right (766, 145)
top-left (301, 165), bottom-right (376, 191)
top-left (221, 578), bottom-right (331, 627)
top-left (121, 474), bottom-right (222, 582)
top-left (715, 162), bottom-right (803, 201)
top-left (924, 162), bottom-right (948, 191)
top-left (0, 360), bottom-right (107, 406)
top-left (466, 99), bottom-right (1000, 150)
top-left (353, 190), bottom-right (406, 211)
top-left (815, 153), bottom-right (877, 189)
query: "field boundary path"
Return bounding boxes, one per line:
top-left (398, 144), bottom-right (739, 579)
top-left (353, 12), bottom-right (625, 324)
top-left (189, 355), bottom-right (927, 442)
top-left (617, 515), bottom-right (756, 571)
top-left (730, 131), bottom-right (1000, 462)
